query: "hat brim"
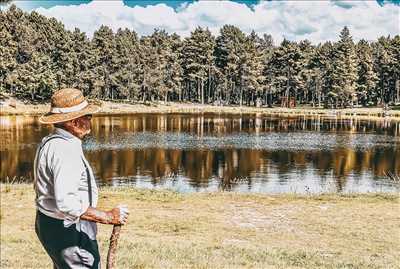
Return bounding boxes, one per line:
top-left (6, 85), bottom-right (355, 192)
top-left (39, 103), bottom-right (101, 124)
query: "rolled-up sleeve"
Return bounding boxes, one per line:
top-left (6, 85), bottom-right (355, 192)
top-left (50, 142), bottom-right (87, 220)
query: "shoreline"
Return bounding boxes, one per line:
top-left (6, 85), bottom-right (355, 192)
top-left (1, 184), bottom-right (399, 268)
top-left (1, 100), bottom-right (400, 120)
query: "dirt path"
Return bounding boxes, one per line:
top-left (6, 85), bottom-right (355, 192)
top-left (1, 98), bottom-right (400, 120)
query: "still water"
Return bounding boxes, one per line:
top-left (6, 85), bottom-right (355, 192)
top-left (1, 113), bottom-right (399, 193)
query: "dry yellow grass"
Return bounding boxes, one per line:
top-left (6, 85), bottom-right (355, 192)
top-left (1, 99), bottom-right (399, 121)
top-left (1, 184), bottom-right (399, 269)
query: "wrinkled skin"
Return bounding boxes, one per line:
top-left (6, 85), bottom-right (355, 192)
top-left (63, 114), bottom-right (92, 140)
top-left (81, 207), bottom-right (128, 225)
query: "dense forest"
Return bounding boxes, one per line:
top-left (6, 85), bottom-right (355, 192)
top-left (0, 5), bottom-right (399, 108)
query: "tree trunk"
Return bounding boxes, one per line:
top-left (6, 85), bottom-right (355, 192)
top-left (208, 67), bottom-right (211, 103)
top-left (318, 90), bottom-right (321, 108)
top-left (380, 77), bottom-right (384, 105)
top-left (197, 78), bottom-right (200, 103)
top-left (268, 91), bottom-right (273, 108)
top-left (239, 86), bottom-right (243, 107)
top-left (264, 90), bottom-right (267, 106)
top-left (201, 79), bottom-right (204, 105)
top-left (209, 79), bottom-right (213, 103)
top-left (285, 84), bottom-right (290, 108)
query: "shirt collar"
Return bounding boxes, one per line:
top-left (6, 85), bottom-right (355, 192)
top-left (54, 128), bottom-right (82, 144)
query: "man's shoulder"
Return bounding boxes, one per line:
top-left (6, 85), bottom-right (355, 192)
top-left (40, 134), bottom-right (79, 154)
top-left (41, 134), bottom-right (69, 147)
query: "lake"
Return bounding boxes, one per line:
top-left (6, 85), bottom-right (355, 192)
top-left (1, 113), bottom-right (399, 194)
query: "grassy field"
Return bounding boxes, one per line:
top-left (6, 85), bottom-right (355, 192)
top-left (1, 184), bottom-right (399, 269)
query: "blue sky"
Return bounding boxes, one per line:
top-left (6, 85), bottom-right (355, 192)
top-left (8, 1), bottom-right (258, 10)
top-left (13, 0), bottom-right (400, 10)
top-left (6, 0), bottom-right (400, 43)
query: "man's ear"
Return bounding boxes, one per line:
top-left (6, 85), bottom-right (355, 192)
top-left (68, 119), bottom-right (78, 128)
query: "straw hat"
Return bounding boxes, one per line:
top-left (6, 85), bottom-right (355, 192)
top-left (39, 88), bottom-right (101, 124)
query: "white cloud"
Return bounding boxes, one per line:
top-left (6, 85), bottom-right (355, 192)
top-left (24, 0), bottom-right (400, 44)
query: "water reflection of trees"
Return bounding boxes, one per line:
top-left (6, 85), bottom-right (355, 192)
top-left (84, 147), bottom-right (399, 190)
top-left (1, 114), bottom-right (399, 192)
top-left (90, 114), bottom-right (400, 137)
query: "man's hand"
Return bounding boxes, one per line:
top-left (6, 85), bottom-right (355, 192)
top-left (81, 206), bottom-right (129, 225)
top-left (108, 205), bottom-right (129, 225)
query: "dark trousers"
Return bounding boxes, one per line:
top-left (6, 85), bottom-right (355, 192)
top-left (35, 211), bottom-right (100, 269)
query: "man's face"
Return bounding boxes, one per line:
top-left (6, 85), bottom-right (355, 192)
top-left (71, 114), bottom-right (92, 139)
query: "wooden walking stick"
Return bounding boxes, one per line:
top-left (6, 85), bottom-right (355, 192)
top-left (106, 224), bottom-right (122, 269)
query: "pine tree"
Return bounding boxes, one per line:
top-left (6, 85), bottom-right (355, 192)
top-left (165, 33), bottom-right (183, 102)
top-left (150, 29), bottom-right (171, 102)
top-left (138, 29), bottom-right (172, 102)
top-left (267, 39), bottom-right (304, 107)
top-left (372, 36), bottom-right (396, 105)
top-left (214, 25), bottom-right (246, 105)
top-left (261, 34), bottom-right (276, 107)
top-left (390, 35), bottom-right (400, 104)
top-left (298, 39), bottom-right (314, 105)
top-left (92, 25), bottom-right (117, 99)
top-left (356, 40), bottom-right (378, 106)
top-left (52, 31), bottom-right (77, 90)
top-left (182, 27), bottom-right (215, 104)
top-left (70, 28), bottom-right (97, 97)
top-left (0, 8), bottom-right (17, 94)
top-left (239, 31), bottom-right (264, 106)
top-left (138, 36), bottom-right (154, 102)
top-left (330, 26), bottom-right (358, 107)
top-left (0, 6), bottom-right (397, 108)
top-left (113, 28), bottom-right (141, 101)
top-left (307, 43), bottom-right (333, 107)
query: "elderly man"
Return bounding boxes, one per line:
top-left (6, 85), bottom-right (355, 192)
top-left (34, 88), bottom-right (129, 269)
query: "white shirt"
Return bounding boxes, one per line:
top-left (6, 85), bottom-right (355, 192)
top-left (34, 128), bottom-right (99, 227)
